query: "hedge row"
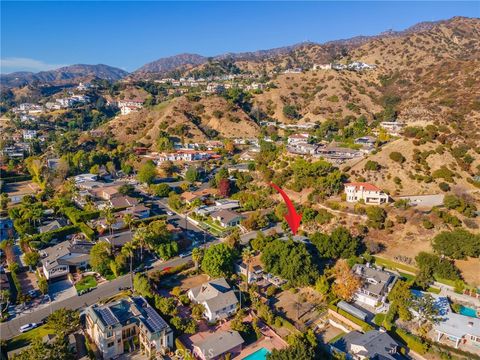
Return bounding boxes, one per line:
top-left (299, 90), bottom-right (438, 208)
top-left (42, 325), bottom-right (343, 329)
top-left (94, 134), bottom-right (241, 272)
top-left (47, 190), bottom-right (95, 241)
top-left (63, 207), bottom-right (100, 225)
top-left (28, 225), bottom-right (79, 244)
top-left (133, 214), bottom-right (167, 226)
top-left (392, 327), bottom-right (429, 354)
top-left (10, 270), bottom-right (22, 304)
top-left (0, 175), bottom-right (32, 184)
top-left (78, 222), bottom-right (95, 240)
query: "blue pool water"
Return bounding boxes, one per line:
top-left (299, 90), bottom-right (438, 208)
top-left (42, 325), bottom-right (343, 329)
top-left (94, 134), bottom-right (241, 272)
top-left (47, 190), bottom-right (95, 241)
top-left (459, 306), bottom-right (478, 318)
top-left (243, 347), bottom-right (271, 360)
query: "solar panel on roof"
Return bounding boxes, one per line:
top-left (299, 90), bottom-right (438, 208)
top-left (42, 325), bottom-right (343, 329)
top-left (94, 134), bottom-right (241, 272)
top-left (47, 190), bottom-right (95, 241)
top-left (144, 306), bottom-right (168, 331)
top-left (97, 307), bottom-right (118, 326)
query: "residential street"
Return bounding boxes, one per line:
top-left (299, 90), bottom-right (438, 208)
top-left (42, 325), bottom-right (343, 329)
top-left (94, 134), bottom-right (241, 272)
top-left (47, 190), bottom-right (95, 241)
top-left (0, 255), bottom-right (191, 340)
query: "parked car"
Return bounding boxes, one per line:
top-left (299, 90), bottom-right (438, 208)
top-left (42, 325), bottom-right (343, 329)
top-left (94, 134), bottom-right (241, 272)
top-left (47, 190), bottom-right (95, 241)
top-left (179, 251), bottom-right (192, 258)
top-left (19, 323), bottom-right (39, 333)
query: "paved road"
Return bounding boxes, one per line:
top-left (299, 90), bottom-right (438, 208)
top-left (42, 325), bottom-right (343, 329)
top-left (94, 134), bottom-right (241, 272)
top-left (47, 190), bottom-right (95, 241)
top-left (0, 254), bottom-right (192, 340)
top-left (240, 223), bottom-right (284, 244)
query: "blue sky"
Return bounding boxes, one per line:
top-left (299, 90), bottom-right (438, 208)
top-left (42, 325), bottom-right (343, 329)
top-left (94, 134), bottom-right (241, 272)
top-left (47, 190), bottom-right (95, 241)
top-left (1, 1), bottom-right (478, 73)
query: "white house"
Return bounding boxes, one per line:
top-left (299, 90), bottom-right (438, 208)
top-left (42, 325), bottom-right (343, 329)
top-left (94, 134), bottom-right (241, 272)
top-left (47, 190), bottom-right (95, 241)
top-left (380, 121), bottom-right (405, 136)
top-left (187, 278), bottom-right (239, 322)
top-left (287, 133), bottom-right (309, 145)
top-left (85, 296), bottom-right (173, 359)
top-left (344, 182), bottom-right (389, 205)
top-left (40, 239), bottom-right (94, 281)
top-left (22, 130), bottom-right (37, 140)
top-left (352, 264), bottom-right (398, 307)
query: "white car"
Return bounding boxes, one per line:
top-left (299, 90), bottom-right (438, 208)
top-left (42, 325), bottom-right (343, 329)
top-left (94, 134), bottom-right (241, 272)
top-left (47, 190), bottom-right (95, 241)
top-left (166, 211), bottom-right (174, 216)
top-left (19, 323), bottom-right (39, 333)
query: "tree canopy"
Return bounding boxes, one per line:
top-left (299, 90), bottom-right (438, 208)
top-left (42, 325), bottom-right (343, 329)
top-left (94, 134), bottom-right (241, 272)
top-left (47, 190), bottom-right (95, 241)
top-left (432, 229), bottom-right (480, 259)
top-left (201, 243), bottom-right (236, 277)
top-left (310, 226), bottom-right (359, 259)
top-left (261, 238), bottom-right (319, 286)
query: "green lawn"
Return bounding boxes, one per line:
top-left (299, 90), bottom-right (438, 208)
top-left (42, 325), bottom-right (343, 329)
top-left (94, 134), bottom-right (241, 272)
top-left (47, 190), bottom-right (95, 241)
top-left (373, 256), bottom-right (417, 274)
top-left (202, 220), bottom-right (225, 236)
top-left (75, 275), bottom-right (97, 292)
top-left (373, 313), bottom-right (386, 326)
top-left (427, 286), bottom-right (441, 294)
top-left (6, 324), bottom-right (53, 352)
top-left (398, 272), bottom-right (416, 282)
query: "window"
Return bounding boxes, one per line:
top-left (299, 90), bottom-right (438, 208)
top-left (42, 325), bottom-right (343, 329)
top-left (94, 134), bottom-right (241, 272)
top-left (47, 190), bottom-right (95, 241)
top-left (107, 330), bottom-right (113, 338)
top-left (107, 342), bottom-right (114, 348)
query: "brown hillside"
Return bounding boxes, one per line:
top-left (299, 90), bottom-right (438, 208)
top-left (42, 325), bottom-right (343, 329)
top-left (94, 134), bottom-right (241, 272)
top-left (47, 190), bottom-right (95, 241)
top-left (107, 96), bottom-right (260, 145)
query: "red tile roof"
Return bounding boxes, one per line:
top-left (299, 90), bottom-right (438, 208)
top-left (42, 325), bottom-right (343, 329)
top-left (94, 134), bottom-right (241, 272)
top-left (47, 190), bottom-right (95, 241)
top-left (345, 182), bottom-right (381, 192)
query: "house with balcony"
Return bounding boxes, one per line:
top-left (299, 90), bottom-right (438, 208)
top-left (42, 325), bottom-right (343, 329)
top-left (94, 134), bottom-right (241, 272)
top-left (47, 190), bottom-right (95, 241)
top-left (352, 264), bottom-right (398, 307)
top-left (344, 182), bottom-right (389, 205)
top-left (187, 278), bottom-right (239, 322)
top-left (40, 239), bottom-right (94, 281)
top-left (85, 296), bottom-right (173, 359)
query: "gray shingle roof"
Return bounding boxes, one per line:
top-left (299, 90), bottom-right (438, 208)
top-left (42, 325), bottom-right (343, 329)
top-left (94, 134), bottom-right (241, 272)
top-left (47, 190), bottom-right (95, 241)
top-left (189, 277), bottom-right (238, 314)
top-left (338, 330), bottom-right (402, 360)
top-left (194, 330), bottom-right (244, 358)
top-left (41, 240), bottom-right (93, 270)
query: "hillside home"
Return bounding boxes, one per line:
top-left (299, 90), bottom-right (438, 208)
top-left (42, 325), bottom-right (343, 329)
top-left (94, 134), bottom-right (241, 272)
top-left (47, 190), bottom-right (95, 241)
top-left (287, 133), bottom-right (309, 144)
top-left (99, 231), bottom-right (134, 248)
top-left (333, 329), bottom-right (403, 360)
top-left (187, 278), bottom-right (239, 322)
top-left (352, 264), bottom-right (398, 307)
top-left (313, 63), bottom-right (332, 70)
top-left (40, 239), bottom-right (94, 281)
top-left (287, 142), bottom-right (318, 155)
top-left (85, 296), bottom-right (173, 359)
top-left (411, 291), bottom-right (480, 350)
top-left (344, 182), bottom-right (389, 205)
top-left (193, 330), bottom-right (244, 360)
top-left (234, 258), bottom-right (264, 284)
top-left (380, 121), bottom-right (405, 136)
top-left (22, 129), bottom-right (37, 140)
top-left (210, 209), bottom-right (244, 228)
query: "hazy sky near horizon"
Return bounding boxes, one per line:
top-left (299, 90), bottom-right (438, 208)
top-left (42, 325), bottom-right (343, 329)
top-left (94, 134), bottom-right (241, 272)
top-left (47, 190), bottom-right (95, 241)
top-left (1, 1), bottom-right (478, 73)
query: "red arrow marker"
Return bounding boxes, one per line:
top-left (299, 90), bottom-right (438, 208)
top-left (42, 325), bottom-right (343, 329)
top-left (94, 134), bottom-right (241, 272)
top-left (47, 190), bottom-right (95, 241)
top-left (269, 182), bottom-right (302, 235)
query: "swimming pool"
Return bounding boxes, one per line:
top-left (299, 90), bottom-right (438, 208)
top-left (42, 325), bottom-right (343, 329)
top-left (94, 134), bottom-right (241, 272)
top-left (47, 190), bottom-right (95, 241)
top-left (242, 347), bottom-right (271, 360)
top-left (459, 305), bottom-right (478, 318)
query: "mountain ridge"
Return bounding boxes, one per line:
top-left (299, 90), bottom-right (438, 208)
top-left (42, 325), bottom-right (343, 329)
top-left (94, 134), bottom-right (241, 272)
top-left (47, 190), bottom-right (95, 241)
top-left (0, 64), bottom-right (129, 88)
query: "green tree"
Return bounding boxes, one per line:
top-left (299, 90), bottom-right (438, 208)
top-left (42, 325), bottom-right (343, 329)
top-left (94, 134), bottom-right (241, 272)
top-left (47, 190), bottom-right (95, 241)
top-left (192, 247), bottom-right (204, 271)
top-left (89, 242), bottom-right (112, 276)
top-left (137, 160), bottom-right (157, 185)
top-left (24, 251), bottom-right (40, 271)
top-left (315, 275), bottom-right (330, 295)
top-left (133, 273), bottom-right (153, 298)
top-left (364, 160), bottom-right (381, 171)
top-left (38, 277), bottom-right (48, 295)
top-left (311, 226), bottom-right (359, 259)
top-left (387, 280), bottom-right (413, 321)
top-left (389, 151), bottom-right (406, 164)
top-left (432, 229), bottom-right (480, 259)
top-left (201, 243), bottom-right (236, 277)
top-left (47, 308), bottom-right (80, 335)
top-left (185, 166), bottom-right (199, 183)
top-left (366, 206), bottom-right (387, 229)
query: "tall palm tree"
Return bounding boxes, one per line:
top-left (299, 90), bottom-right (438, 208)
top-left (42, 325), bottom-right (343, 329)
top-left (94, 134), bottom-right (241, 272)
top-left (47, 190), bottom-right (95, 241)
top-left (103, 206), bottom-right (116, 236)
top-left (242, 247), bottom-right (254, 292)
top-left (123, 213), bottom-right (134, 231)
top-left (192, 247), bottom-right (204, 271)
top-left (122, 241), bottom-right (137, 288)
top-left (133, 225), bottom-right (150, 262)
